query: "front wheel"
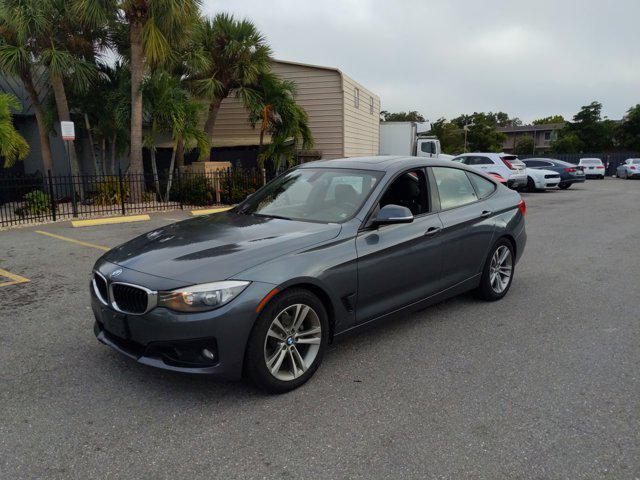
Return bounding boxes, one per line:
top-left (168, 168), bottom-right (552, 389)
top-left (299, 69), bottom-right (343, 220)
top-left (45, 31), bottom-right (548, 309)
top-left (558, 183), bottom-right (571, 190)
top-left (477, 238), bottom-right (515, 301)
top-left (527, 177), bottom-right (538, 192)
top-left (245, 289), bottom-right (329, 393)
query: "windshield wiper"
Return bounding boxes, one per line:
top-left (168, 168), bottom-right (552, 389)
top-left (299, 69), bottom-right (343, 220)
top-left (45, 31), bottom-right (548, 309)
top-left (253, 213), bottom-right (292, 221)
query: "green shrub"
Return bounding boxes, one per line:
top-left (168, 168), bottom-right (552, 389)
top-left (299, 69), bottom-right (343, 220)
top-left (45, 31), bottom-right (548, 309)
top-left (93, 178), bottom-right (129, 205)
top-left (14, 190), bottom-right (50, 216)
top-left (170, 175), bottom-right (214, 206)
top-left (220, 169), bottom-right (262, 204)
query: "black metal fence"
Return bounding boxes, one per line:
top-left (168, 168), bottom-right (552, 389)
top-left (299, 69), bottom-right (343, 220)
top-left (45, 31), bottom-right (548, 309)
top-left (0, 168), bottom-right (266, 227)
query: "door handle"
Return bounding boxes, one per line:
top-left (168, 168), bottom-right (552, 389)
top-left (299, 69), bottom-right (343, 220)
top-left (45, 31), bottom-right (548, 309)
top-left (424, 226), bottom-right (441, 236)
top-left (480, 210), bottom-right (493, 218)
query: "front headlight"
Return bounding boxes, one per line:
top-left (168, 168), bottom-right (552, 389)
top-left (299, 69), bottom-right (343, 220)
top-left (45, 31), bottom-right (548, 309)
top-left (158, 281), bottom-right (250, 312)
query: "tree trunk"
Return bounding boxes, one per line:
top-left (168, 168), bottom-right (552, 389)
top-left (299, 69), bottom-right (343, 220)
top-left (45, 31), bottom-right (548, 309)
top-left (84, 114), bottom-right (100, 175)
top-left (22, 75), bottom-right (54, 172)
top-left (129, 21), bottom-right (144, 200)
top-left (150, 148), bottom-right (161, 202)
top-left (175, 136), bottom-right (185, 168)
top-left (111, 135), bottom-right (117, 175)
top-left (101, 138), bottom-right (106, 175)
top-left (165, 140), bottom-right (178, 202)
top-left (203, 98), bottom-right (223, 160)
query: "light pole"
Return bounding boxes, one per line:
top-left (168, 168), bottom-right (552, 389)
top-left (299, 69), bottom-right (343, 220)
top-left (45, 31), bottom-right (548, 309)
top-left (463, 122), bottom-right (474, 152)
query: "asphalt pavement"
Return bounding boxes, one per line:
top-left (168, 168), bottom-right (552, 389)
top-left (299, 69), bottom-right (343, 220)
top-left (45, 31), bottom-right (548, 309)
top-left (0, 178), bottom-right (638, 479)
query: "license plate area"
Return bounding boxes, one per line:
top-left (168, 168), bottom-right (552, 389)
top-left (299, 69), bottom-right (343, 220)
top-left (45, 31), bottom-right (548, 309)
top-left (102, 309), bottom-right (130, 339)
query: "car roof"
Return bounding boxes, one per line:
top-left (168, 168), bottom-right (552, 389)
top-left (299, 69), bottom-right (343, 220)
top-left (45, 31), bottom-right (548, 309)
top-left (579, 157), bottom-right (602, 161)
top-left (298, 156), bottom-right (463, 173)
top-left (524, 157), bottom-right (573, 166)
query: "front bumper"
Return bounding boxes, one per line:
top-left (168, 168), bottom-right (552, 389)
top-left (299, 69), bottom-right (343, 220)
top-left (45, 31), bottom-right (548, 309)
top-left (92, 277), bottom-right (276, 379)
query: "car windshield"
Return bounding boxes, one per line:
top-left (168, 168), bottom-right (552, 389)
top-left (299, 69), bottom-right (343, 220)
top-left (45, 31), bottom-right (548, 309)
top-left (581, 159), bottom-right (602, 165)
top-left (238, 168), bottom-right (383, 223)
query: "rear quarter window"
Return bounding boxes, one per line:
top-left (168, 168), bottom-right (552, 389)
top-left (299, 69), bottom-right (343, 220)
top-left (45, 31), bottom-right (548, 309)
top-left (466, 172), bottom-right (496, 199)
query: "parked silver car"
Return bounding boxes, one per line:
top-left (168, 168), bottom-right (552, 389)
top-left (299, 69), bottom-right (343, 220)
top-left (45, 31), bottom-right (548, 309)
top-left (616, 158), bottom-right (640, 179)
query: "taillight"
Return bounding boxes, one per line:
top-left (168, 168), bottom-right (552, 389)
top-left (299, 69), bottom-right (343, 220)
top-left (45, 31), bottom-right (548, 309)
top-left (631, 166), bottom-right (637, 170)
top-left (489, 173), bottom-right (506, 183)
top-left (596, 165), bottom-right (604, 169)
top-left (518, 199), bottom-right (526, 216)
top-left (501, 158), bottom-right (515, 170)
top-left (564, 167), bottom-right (576, 172)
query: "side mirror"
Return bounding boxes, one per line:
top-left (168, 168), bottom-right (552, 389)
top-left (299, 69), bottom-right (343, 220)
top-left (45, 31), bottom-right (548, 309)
top-left (375, 204), bottom-right (414, 225)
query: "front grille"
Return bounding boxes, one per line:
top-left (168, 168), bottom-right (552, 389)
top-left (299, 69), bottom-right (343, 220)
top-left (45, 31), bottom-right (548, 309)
top-left (112, 283), bottom-right (149, 314)
top-left (94, 273), bottom-right (108, 303)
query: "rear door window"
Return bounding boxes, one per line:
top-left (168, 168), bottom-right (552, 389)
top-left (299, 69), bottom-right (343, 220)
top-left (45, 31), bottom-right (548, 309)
top-left (467, 172), bottom-right (496, 199)
top-left (432, 167), bottom-right (478, 210)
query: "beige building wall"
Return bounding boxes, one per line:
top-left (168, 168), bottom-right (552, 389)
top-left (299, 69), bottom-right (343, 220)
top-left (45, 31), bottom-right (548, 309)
top-left (342, 73), bottom-right (380, 157)
top-left (271, 61), bottom-right (344, 159)
top-left (209, 60), bottom-right (380, 160)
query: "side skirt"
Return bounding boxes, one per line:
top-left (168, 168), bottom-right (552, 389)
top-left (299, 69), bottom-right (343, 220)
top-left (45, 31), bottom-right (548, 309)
top-left (334, 274), bottom-right (481, 339)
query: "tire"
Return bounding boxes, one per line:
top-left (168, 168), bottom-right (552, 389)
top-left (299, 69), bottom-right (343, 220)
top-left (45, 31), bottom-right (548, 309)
top-left (558, 183), bottom-right (571, 190)
top-left (526, 177), bottom-right (537, 192)
top-left (600, 175), bottom-right (605, 180)
top-left (477, 238), bottom-right (515, 301)
top-left (245, 288), bottom-right (329, 393)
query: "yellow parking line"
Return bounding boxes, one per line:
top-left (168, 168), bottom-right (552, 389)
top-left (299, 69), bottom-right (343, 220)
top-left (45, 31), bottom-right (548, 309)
top-left (0, 267), bottom-right (30, 287)
top-left (35, 230), bottom-right (110, 251)
top-left (71, 214), bottom-right (150, 227)
top-left (191, 207), bottom-right (233, 216)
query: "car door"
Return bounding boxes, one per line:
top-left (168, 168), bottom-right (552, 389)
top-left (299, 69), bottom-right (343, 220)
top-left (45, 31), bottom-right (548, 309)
top-left (355, 168), bottom-right (444, 323)
top-left (431, 167), bottom-right (497, 288)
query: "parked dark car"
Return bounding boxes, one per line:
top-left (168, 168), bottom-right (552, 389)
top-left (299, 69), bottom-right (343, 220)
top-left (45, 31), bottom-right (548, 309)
top-left (91, 157), bottom-right (527, 392)
top-left (521, 158), bottom-right (586, 189)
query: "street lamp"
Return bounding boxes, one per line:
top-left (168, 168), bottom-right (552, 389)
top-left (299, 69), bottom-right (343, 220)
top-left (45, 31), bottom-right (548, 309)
top-left (463, 122), bottom-right (474, 153)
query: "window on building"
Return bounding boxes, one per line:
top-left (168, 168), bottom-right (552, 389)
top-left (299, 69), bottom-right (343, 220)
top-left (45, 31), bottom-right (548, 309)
top-left (369, 96), bottom-right (374, 115)
top-left (354, 88), bottom-right (360, 109)
top-left (544, 131), bottom-right (552, 141)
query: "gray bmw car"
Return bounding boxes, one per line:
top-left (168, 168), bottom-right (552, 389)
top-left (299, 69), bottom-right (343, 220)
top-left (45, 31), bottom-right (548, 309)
top-left (92, 157), bottom-right (526, 392)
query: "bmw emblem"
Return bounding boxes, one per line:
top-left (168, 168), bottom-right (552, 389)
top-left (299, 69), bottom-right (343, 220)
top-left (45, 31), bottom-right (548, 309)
top-left (286, 337), bottom-right (294, 346)
top-left (110, 269), bottom-right (123, 278)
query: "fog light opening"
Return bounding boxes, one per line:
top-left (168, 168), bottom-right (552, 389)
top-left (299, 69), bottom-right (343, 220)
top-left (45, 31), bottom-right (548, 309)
top-left (202, 348), bottom-right (216, 361)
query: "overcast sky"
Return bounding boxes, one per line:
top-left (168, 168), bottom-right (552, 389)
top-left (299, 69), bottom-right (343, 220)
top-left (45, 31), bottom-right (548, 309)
top-left (203, 0), bottom-right (639, 124)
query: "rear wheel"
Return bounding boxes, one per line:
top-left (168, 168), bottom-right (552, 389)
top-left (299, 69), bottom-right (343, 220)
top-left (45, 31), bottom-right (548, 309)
top-left (245, 289), bottom-right (329, 393)
top-left (558, 182), bottom-right (571, 190)
top-left (477, 238), bottom-right (514, 301)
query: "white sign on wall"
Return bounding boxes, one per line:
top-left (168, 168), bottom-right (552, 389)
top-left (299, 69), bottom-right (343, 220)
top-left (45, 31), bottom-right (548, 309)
top-left (60, 121), bottom-right (75, 141)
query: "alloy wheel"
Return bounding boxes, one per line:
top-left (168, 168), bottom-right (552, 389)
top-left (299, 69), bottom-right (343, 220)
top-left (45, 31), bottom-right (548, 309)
top-left (264, 304), bottom-right (322, 381)
top-left (489, 245), bottom-right (512, 294)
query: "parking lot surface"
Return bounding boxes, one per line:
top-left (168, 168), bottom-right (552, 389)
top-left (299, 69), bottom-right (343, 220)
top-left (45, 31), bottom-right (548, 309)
top-left (1, 179), bottom-right (639, 479)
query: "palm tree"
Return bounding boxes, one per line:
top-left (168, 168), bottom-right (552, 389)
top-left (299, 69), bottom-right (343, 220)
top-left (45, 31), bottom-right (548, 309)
top-left (142, 70), bottom-right (208, 200)
top-left (249, 73), bottom-right (313, 169)
top-left (0, 93), bottom-right (30, 168)
top-left (0, 3), bottom-right (55, 171)
top-left (73, 61), bottom-right (130, 175)
top-left (193, 13), bottom-right (271, 156)
top-left (38, 0), bottom-right (102, 179)
top-left (74, 0), bottom-right (201, 179)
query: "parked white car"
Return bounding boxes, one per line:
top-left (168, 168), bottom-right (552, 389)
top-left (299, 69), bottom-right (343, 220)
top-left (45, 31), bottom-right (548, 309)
top-left (451, 153), bottom-right (527, 189)
top-left (616, 158), bottom-right (640, 179)
top-left (525, 168), bottom-right (561, 191)
top-left (578, 158), bottom-right (605, 179)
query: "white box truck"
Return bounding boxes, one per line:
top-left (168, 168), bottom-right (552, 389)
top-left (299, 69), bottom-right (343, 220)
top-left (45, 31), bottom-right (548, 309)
top-left (379, 122), bottom-right (453, 160)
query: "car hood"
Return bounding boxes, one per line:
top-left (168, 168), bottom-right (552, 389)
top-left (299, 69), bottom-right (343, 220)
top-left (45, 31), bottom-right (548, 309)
top-left (103, 212), bottom-right (342, 284)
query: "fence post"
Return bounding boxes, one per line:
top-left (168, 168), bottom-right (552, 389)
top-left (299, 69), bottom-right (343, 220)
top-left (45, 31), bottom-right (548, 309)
top-left (177, 169), bottom-right (183, 210)
top-left (227, 168), bottom-right (232, 203)
top-left (69, 173), bottom-right (78, 217)
top-left (47, 170), bottom-right (56, 222)
top-left (261, 167), bottom-right (267, 186)
top-left (118, 168), bottom-right (126, 216)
